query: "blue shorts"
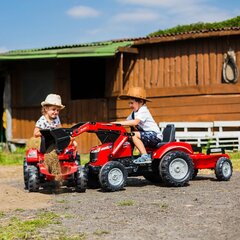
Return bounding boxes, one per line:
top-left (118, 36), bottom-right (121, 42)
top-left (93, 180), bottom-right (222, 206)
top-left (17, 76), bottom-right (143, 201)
top-left (140, 131), bottom-right (162, 148)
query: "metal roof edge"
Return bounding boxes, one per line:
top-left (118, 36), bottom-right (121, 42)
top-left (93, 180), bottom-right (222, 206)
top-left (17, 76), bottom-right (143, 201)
top-left (0, 41), bottom-right (133, 60)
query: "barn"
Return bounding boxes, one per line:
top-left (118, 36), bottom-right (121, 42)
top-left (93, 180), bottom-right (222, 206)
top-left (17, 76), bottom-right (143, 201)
top-left (0, 27), bottom-right (240, 153)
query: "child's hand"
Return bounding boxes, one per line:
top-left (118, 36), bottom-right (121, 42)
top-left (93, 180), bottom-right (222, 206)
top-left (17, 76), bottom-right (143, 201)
top-left (70, 137), bottom-right (78, 147)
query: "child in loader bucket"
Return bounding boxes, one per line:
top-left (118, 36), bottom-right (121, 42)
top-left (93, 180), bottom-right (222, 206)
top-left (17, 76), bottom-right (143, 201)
top-left (112, 87), bottom-right (163, 164)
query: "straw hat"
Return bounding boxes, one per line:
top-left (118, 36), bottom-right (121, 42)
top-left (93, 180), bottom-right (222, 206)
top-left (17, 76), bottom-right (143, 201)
top-left (41, 94), bottom-right (65, 109)
top-left (119, 87), bottom-right (151, 102)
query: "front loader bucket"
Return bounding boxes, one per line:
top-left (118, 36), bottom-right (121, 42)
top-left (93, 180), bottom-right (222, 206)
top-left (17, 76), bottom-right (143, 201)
top-left (40, 128), bottom-right (72, 153)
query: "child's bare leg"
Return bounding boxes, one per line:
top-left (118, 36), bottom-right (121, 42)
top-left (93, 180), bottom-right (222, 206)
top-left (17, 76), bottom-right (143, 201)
top-left (132, 132), bottom-right (147, 154)
top-left (132, 132), bottom-right (151, 164)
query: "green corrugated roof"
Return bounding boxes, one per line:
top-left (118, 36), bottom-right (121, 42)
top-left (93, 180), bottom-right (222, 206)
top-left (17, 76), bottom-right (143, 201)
top-left (0, 41), bottom-right (133, 60)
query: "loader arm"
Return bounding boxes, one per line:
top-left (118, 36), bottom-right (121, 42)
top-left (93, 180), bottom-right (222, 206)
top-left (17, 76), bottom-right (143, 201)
top-left (40, 121), bottom-right (128, 153)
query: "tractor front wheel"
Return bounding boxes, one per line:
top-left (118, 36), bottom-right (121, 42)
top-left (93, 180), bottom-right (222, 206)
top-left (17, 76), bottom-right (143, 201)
top-left (75, 166), bottom-right (88, 192)
top-left (28, 165), bottom-right (40, 192)
top-left (159, 151), bottom-right (194, 187)
top-left (23, 159), bottom-right (28, 189)
top-left (215, 157), bottom-right (232, 181)
top-left (99, 161), bottom-right (127, 192)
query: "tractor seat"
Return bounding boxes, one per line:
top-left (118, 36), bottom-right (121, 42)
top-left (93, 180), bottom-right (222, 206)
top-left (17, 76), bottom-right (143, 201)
top-left (155, 124), bottom-right (175, 148)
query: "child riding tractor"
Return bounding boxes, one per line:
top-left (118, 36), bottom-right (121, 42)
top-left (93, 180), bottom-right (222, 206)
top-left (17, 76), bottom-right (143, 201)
top-left (24, 121), bottom-right (231, 192)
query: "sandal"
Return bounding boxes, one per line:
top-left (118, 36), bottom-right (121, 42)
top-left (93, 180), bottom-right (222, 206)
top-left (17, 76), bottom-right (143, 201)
top-left (133, 154), bottom-right (152, 164)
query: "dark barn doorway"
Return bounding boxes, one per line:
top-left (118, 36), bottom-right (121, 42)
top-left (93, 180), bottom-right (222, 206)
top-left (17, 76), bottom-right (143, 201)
top-left (70, 58), bottom-right (106, 100)
top-left (0, 73), bottom-right (6, 142)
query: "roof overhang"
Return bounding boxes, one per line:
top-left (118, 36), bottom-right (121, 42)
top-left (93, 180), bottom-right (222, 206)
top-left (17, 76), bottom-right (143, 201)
top-left (133, 28), bottom-right (240, 46)
top-left (0, 41), bottom-right (134, 60)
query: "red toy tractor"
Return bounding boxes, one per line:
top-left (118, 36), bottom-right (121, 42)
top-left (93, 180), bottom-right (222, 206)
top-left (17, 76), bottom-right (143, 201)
top-left (24, 133), bottom-right (87, 192)
top-left (38, 122), bottom-right (232, 192)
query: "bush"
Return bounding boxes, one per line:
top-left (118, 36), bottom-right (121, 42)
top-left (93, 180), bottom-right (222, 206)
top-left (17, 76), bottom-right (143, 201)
top-left (149, 16), bottom-right (240, 36)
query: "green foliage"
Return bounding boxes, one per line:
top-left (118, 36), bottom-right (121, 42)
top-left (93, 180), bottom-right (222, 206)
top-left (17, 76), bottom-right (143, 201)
top-left (80, 154), bottom-right (90, 165)
top-left (56, 234), bottom-right (86, 240)
top-left (229, 151), bottom-right (240, 170)
top-left (0, 211), bottom-right (60, 239)
top-left (117, 200), bottom-right (134, 206)
top-left (93, 230), bottom-right (110, 236)
top-left (148, 15), bottom-right (240, 36)
top-left (0, 151), bottom-right (24, 165)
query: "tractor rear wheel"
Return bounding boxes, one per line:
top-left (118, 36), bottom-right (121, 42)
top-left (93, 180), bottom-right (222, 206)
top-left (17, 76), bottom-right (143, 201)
top-left (28, 165), bottom-right (40, 192)
top-left (99, 161), bottom-right (127, 192)
top-left (215, 157), bottom-right (232, 181)
top-left (159, 151), bottom-right (193, 187)
top-left (75, 166), bottom-right (88, 192)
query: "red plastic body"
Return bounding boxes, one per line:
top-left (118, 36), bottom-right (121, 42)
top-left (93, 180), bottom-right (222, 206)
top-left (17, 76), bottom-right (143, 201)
top-left (190, 153), bottom-right (230, 169)
top-left (26, 122), bottom-right (231, 181)
top-left (72, 122), bottom-right (230, 171)
top-left (25, 145), bottom-right (78, 181)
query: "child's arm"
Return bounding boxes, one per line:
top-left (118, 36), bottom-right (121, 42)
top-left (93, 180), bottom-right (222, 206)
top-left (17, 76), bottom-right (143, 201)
top-left (112, 119), bottom-right (140, 126)
top-left (33, 127), bottom-right (41, 137)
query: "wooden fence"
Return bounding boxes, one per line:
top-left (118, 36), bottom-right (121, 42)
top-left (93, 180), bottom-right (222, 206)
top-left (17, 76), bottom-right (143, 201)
top-left (160, 121), bottom-right (240, 150)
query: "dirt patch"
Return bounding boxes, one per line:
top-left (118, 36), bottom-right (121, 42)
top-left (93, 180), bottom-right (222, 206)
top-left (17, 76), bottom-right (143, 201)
top-left (1, 166), bottom-right (240, 240)
top-left (0, 166), bottom-right (51, 211)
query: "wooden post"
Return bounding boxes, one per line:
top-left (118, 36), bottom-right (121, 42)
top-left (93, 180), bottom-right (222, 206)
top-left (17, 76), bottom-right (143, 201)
top-left (119, 52), bottom-right (123, 94)
top-left (3, 74), bottom-right (12, 141)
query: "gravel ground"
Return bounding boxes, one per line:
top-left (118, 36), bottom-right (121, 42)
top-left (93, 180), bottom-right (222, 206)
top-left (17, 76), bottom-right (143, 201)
top-left (1, 166), bottom-right (240, 240)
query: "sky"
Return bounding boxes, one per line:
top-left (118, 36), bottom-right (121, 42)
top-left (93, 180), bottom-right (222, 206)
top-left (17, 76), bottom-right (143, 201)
top-left (0, 0), bottom-right (239, 52)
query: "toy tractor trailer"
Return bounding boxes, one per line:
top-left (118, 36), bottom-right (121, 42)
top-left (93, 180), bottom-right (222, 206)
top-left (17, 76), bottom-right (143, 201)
top-left (38, 122), bottom-right (232, 192)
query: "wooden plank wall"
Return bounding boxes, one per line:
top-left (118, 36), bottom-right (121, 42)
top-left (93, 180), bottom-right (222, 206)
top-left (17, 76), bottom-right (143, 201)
top-left (123, 36), bottom-right (240, 90)
top-left (12, 107), bottom-right (40, 139)
top-left (12, 99), bottom-right (108, 153)
top-left (9, 34), bottom-right (240, 153)
top-left (110, 35), bottom-right (240, 123)
top-left (63, 99), bottom-right (108, 154)
top-left (11, 59), bottom-right (108, 153)
top-left (109, 94), bottom-right (240, 123)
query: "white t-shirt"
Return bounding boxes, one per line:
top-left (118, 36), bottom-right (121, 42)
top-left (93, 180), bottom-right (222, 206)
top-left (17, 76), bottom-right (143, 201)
top-left (127, 105), bottom-right (162, 138)
top-left (35, 115), bottom-right (61, 129)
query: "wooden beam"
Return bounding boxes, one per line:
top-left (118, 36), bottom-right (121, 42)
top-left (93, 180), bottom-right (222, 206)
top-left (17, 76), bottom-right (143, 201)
top-left (118, 47), bottom-right (139, 54)
top-left (119, 53), bottom-right (123, 94)
top-left (146, 84), bottom-right (240, 98)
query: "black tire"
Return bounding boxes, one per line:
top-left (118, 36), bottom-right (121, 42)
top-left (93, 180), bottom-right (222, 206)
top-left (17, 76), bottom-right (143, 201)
top-left (87, 169), bottom-right (100, 189)
top-left (191, 169), bottom-right (199, 179)
top-left (215, 157), bottom-right (232, 181)
top-left (66, 174), bottom-right (75, 187)
top-left (143, 160), bottom-right (162, 183)
top-left (75, 166), bottom-right (88, 192)
top-left (159, 151), bottom-right (194, 187)
top-left (99, 161), bottom-right (127, 192)
top-left (75, 153), bottom-right (81, 166)
top-left (23, 159), bottom-right (28, 189)
top-left (28, 165), bottom-right (40, 192)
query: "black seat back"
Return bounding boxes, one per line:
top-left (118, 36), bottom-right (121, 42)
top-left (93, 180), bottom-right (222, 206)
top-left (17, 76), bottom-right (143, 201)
top-left (155, 124), bottom-right (175, 148)
top-left (162, 124), bottom-right (175, 142)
